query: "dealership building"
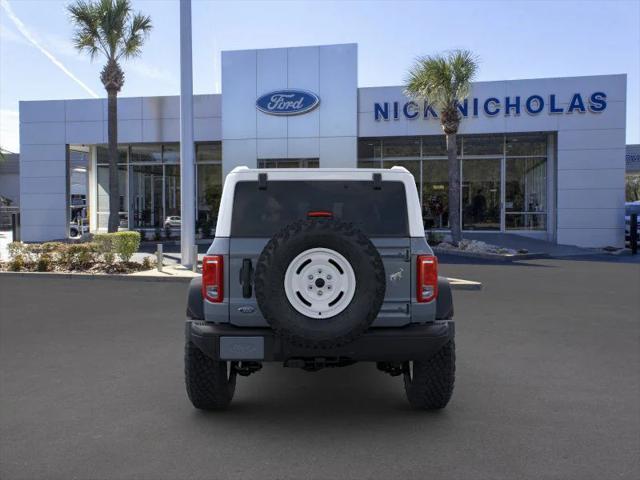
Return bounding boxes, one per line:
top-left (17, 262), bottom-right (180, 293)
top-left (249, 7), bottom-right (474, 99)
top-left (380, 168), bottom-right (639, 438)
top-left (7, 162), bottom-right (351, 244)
top-left (18, 43), bottom-right (627, 247)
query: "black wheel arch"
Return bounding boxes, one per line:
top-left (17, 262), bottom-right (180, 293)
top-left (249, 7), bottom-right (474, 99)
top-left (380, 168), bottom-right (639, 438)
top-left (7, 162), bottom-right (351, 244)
top-left (187, 277), bottom-right (204, 320)
top-left (435, 276), bottom-right (454, 320)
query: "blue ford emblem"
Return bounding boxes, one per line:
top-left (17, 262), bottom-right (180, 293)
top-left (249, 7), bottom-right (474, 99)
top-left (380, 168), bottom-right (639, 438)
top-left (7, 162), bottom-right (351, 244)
top-left (256, 89), bottom-right (320, 116)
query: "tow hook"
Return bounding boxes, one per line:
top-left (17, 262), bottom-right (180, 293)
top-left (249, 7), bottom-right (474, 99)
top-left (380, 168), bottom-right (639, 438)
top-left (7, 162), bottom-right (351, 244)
top-left (233, 361), bottom-right (262, 376)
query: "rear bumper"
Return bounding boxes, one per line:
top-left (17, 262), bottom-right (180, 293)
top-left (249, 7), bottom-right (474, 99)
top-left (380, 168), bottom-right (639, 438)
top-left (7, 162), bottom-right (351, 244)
top-left (186, 320), bottom-right (454, 362)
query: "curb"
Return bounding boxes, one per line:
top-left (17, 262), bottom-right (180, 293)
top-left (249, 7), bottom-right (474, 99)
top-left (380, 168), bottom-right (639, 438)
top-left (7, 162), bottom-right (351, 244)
top-left (0, 271), bottom-right (193, 283)
top-left (433, 247), bottom-right (549, 262)
top-left (447, 277), bottom-right (483, 290)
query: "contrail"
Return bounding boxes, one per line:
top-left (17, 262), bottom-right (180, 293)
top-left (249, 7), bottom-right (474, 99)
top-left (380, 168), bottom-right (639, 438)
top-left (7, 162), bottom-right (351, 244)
top-left (1, 0), bottom-right (100, 98)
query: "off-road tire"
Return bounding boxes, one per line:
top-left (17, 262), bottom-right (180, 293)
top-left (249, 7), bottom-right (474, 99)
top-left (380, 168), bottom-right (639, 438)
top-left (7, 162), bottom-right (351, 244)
top-left (403, 340), bottom-right (455, 409)
top-left (254, 218), bottom-right (386, 349)
top-left (184, 341), bottom-right (236, 410)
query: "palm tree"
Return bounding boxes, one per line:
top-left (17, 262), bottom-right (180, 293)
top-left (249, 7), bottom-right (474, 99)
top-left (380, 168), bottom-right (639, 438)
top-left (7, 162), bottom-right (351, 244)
top-left (68, 0), bottom-right (152, 232)
top-left (405, 50), bottom-right (478, 244)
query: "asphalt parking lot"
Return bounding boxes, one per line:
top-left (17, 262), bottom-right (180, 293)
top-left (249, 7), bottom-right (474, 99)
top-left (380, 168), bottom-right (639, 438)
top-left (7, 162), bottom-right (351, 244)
top-left (1, 256), bottom-right (639, 480)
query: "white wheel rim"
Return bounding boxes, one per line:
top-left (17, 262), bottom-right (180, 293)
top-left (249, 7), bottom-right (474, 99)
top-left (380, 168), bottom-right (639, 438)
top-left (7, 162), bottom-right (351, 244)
top-left (284, 247), bottom-right (356, 319)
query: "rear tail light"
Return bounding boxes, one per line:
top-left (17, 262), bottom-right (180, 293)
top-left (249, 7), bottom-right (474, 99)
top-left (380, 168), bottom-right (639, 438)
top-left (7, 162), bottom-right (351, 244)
top-left (416, 255), bottom-right (438, 303)
top-left (202, 255), bottom-right (224, 302)
top-left (307, 210), bottom-right (333, 218)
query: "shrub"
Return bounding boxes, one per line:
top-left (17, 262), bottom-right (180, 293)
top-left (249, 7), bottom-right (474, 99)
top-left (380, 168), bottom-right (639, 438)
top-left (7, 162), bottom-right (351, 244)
top-left (94, 233), bottom-right (115, 264)
top-left (7, 241), bottom-right (26, 260)
top-left (141, 256), bottom-right (154, 270)
top-left (36, 253), bottom-right (53, 272)
top-left (58, 243), bottom-right (98, 270)
top-left (138, 229), bottom-right (147, 242)
top-left (8, 254), bottom-right (25, 271)
top-left (112, 231), bottom-right (140, 262)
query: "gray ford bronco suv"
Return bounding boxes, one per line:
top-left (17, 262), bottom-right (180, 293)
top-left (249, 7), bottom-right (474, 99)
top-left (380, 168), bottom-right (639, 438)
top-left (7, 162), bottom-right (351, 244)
top-left (185, 166), bottom-right (455, 410)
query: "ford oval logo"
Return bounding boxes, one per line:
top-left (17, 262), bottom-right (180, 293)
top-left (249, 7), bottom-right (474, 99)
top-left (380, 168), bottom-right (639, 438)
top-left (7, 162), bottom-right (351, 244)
top-left (256, 89), bottom-right (320, 116)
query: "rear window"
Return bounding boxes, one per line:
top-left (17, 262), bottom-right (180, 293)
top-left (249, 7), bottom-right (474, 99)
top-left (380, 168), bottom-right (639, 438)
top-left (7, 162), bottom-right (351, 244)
top-left (230, 180), bottom-right (408, 237)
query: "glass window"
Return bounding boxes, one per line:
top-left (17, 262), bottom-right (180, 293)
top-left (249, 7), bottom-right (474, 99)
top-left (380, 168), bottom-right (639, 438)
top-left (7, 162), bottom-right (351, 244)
top-left (197, 164), bottom-right (222, 228)
top-left (422, 160), bottom-right (450, 229)
top-left (130, 164), bottom-right (163, 228)
top-left (257, 159), bottom-right (319, 168)
top-left (358, 139), bottom-right (382, 162)
top-left (506, 133), bottom-right (547, 156)
top-left (421, 136), bottom-right (448, 157)
top-left (462, 158), bottom-right (501, 230)
top-left (164, 165), bottom-right (180, 220)
top-left (463, 135), bottom-right (503, 156)
top-left (381, 137), bottom-right (420, 159)
top-left (130, 144), bottom-right (162, 163)
top-left (231, 181), bottom-right (409, 237)
top-left (505, 157), bottom-right (547, 230)
top-left (97, 145), bottom-right (127, 165)
top-left (196, 143), bottom-right (222, 162)
top-left (163, 144), bottom-right (180, 163)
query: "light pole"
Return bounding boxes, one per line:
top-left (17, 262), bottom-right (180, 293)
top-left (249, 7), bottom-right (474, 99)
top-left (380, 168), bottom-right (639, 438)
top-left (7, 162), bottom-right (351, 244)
top-left (179, 0), bottom-right (195, 267)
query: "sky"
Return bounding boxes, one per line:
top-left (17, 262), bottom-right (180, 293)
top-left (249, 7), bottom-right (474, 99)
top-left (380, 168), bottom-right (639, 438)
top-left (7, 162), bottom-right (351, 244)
top-left (0, 0), bottom-right (638, 153)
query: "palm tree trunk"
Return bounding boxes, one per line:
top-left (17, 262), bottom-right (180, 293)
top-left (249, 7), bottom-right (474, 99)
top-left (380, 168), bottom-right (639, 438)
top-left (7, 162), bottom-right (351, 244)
top-left (107, 89), bottom-right (120, 233)
top-left (447, 133), bottom-right (462, 244)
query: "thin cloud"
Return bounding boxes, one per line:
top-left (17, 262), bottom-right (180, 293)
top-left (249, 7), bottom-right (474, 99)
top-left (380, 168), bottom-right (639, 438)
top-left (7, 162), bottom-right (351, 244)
top-left (0, 0), bottom-right (99, 98)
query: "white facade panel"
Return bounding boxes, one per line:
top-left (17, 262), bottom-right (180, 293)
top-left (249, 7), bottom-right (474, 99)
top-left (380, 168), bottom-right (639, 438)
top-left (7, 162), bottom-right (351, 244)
top-left (287, 46), bottom-right (320, 139)
top-left (19, 208), bottom-right (67, 227)
top-left (20, 122), bottom-right (65, 145)
top-left (110, 119), bottom-right (144, 144)
top-left (19, 193), bottom-right (66, 211)
top-left (66, 121), bottom-right (104, 144)
top-left (19, 160), bottom-right (66, 178)
top-left (257, 138), bottom-right (287, 159)
top-left (193, 94), bottom-right (221, 118)
top-left (557, 228), bottom-right (624, 248)
top-left (558, 188), bottom-right (625, 209)
top-left (557, 128), bottom-right (626, 151)
top-left (319, 137), bottom-right (357, 168)
top-left (557, 208), bottom-right (625, 229)
top-left (557, 148), bottom-right (626, 170)
top-left (142, 118), bottom-right (180, 143)
top-left (66, 99), bottom-right (104, 122)
top-left (222, 49), bottom-right (257, 140)
top-left (557, 168), bottom-right (625, 190)
top-left (20, 100), bottom-right (65, 123)
top-left (19, 144), bottom-right (67, 162)
top-left (222, 139), bottom-right (257, 176)
top-left (103, 97), bottom-right (143, 120)
top-left (256, 49), bottom-right (288, 139)
top-left (20, 225), bottom-right (67, 242)
top-left (318, 44), bottom-right (357, 138)
top-left (194, 117), bottom-right (221, 142)
top-left (142, 96), bottom-right (179, 119)
top-left (288, 137), bottom-right (319, 159)
top-left (20, 177), bottom-right (66, 195)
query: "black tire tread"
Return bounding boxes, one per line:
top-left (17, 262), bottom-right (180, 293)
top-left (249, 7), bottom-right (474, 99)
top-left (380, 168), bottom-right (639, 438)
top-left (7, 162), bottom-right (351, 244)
top-left (184, 341), bottom-right (236, 410)
top-left (404, 340), bottom-right (456, 409)
top-left (254, 219), bottom-right (386, 349)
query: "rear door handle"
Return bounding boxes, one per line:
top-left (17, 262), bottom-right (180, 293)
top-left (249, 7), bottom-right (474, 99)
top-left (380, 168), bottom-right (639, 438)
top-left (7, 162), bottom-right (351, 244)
top-left (240, 258), bottom-right (253, 298)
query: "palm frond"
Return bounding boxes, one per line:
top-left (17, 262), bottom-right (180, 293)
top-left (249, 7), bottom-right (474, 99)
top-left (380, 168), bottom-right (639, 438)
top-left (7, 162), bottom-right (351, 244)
top-left (405, 49), bottom-right (479, 111)
top-left (68, 0), bottom-right (152, 66)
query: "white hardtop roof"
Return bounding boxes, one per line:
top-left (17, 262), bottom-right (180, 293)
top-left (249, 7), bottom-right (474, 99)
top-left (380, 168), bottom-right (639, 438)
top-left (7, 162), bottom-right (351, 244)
top-left (229, 166), bottom-right (410, 175)
top-left (216, 165), bottom-right (425, 237)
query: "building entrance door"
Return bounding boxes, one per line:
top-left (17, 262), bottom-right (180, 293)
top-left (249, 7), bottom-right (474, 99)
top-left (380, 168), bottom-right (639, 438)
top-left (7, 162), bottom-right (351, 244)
top-left (461, 158), bottom-right (502, 230)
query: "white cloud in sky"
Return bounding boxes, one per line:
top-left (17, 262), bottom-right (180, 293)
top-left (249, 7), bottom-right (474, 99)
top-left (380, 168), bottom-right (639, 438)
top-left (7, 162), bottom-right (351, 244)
top-left (0, 109), bottom-right (19, 153)
top-left (0, 0), bottom-right (99, 98)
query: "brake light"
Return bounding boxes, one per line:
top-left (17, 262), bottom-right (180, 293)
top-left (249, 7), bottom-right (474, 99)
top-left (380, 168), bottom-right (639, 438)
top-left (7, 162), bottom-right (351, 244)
top-left (307, 210), bottom-right (333, 218)
top-left (416, 255), bottom-right (438, 302)
top-left (202, 255), bottom-right (224, 303)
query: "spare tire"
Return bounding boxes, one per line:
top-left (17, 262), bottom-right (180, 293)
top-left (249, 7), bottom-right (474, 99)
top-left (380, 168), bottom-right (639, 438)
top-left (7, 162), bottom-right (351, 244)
top-left (254, 219), bottom-right (385, 348)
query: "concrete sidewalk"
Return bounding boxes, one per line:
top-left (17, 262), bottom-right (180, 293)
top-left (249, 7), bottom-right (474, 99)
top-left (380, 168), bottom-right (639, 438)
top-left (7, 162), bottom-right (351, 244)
top-left (462, 232), bottom-right (613, 257)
